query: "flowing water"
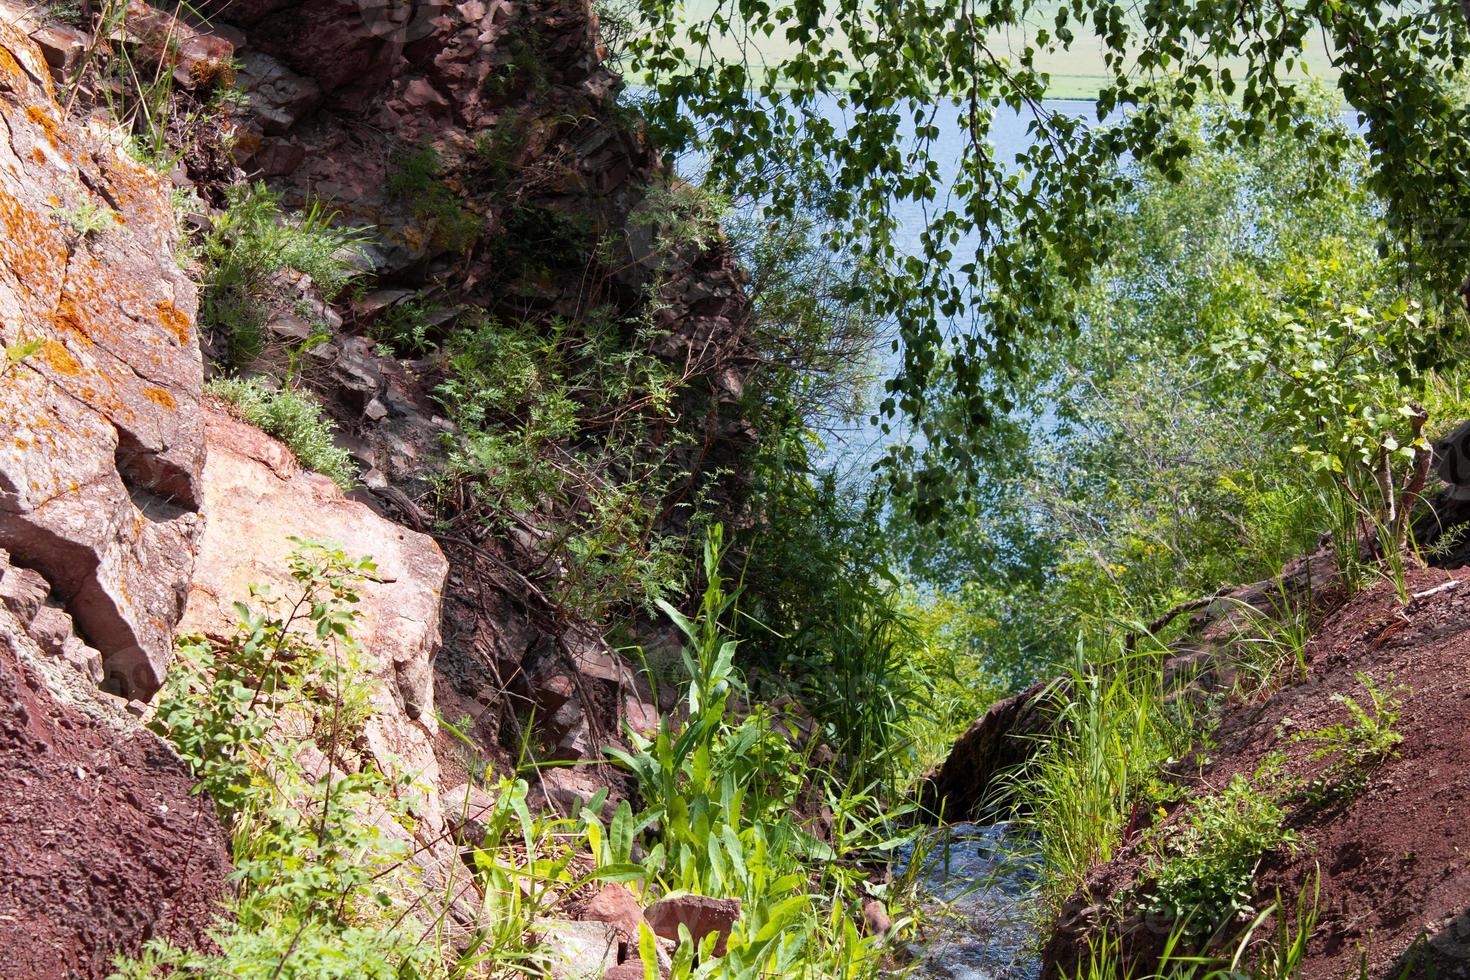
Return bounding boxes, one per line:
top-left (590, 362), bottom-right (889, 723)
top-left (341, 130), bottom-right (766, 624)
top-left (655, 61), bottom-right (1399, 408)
top-left (897, 822), bottom-right (1043, 980)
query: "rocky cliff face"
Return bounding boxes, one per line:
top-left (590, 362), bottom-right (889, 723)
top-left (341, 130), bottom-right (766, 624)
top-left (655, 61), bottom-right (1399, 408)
top-left (159, 0), bottom-right (755, 796)
top-left (178, 404), bottom-right (455, 848)
top-left (0, 15), bottom-right (205, 701)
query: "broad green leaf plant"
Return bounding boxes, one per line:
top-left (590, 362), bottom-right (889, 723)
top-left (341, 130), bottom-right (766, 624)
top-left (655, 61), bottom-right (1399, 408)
top-left (1214, 290), bottom-right (1436, 586)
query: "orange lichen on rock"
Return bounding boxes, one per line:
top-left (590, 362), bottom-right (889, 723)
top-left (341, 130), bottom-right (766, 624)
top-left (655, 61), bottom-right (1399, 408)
top-left (155, 300), bottom-right (192, 345)
top-left (142, 387), bottom-right (175, 409)
top-left (0, 189), bottom-right (66, 289)
top-left (51, 296), bottom-right (91, 343)
top-left (25, 105), bottom-right (61, 149)
top-left (0, 45), bottom-right (23, 80)
top-left (39, 340), bottom-right (80, 375)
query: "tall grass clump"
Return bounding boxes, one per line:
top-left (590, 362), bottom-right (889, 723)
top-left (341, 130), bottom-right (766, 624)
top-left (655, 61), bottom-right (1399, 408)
top-left (199, 183), bottom-right (368, 367)
top-left (1011, 630), bottom-right (1201, 908)
top-left (1066, 884), bottom-right (1318, 980)
top-left (602, 525), bottom-right (920, 978)
top-left (207, 376), bottom-right (357, 489)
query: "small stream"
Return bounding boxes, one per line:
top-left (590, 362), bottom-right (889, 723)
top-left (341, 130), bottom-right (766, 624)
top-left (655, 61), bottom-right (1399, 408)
top-left (896, 822), bottom-right (1043, 980)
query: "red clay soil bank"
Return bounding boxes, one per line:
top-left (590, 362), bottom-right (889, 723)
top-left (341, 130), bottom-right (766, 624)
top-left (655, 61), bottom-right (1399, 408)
top-left (1043, 565), bottom-right (1470, 980)
top-left (0, 634), bottom-right (232, 976)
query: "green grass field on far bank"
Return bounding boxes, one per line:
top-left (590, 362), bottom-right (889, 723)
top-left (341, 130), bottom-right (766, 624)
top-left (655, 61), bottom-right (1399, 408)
top-left (620, 0), bottom-right (1342, 100)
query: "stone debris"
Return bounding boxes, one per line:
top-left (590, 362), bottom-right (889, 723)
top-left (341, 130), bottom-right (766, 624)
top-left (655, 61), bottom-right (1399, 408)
top-left (582, 882), bottom-right (645, 944)
top-left (533, 919), bottom-right (620, 980)
top-left (643, 895), bottom-right (742, 956)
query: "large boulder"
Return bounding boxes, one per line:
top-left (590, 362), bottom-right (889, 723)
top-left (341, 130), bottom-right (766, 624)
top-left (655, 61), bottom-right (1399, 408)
top-left (916, 678), bottom-right (1058, 822)
top-left (178, 406), bottom-right (449, 829)
top-left (0, 12), bottom-right (206, 699)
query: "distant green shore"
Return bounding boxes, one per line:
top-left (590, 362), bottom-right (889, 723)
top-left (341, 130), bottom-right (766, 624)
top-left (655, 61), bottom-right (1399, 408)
top-left (617, 0), bottom-right (1341, 103)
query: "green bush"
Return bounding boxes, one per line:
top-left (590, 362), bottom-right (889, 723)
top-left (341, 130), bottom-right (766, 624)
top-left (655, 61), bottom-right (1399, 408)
top-left (1214, 289), bottom-right (1438, 592)
top-left (1141, 759), bottom-right (1298, 933)
top-left (207, 377), bottom-right (356, 489)
top-left (434, 311), bottom-right (693, 622)
top-left (1011, 632), bottom-right (1202, 905)
top-left (200, 183), bottom-right (368, 368)
top-left (112, 543), bottom-right (440, 979)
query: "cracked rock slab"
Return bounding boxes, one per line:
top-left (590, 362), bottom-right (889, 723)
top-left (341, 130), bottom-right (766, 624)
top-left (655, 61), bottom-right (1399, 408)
top-left (0, 13), bottom-right (205, 699)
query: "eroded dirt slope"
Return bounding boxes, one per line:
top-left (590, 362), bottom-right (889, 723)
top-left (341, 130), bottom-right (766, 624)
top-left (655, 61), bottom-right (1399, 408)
top-left (1045, 565), bottom-right (1470, 980)
top-left (0, 555), bottom-right (232, 977)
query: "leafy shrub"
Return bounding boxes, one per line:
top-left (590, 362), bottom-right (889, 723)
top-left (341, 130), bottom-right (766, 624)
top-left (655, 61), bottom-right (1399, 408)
top-left (1289, 672), bottom-right (1407, 804)
top-left (207, 377), bottom-right (356, 489)
top-left (52, 200), bottom-right (118, 241)
top-left (370, 296), bottom-right (440, 357)
top-left (1071, 885), bottom-right (1319, 980)
top-left (200, 183), bottom-right (368, 367)
top-left (434, 311), bottom-right (693, 621)
top-left (1213, 291), bottom-right (1438, 587)
top-left (113, 543), bottom-right (439, 978)
top-left (1141, 759), bottom-right (1298, 933)
top-left (0, 334), bottom-right (45, 385)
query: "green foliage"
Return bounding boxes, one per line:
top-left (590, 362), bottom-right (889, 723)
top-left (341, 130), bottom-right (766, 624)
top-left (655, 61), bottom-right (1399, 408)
top-left (113, 543), bottom-right (440, 979)
top-left (63, 1), bottom-right (244, 171)
top-left (1288, 672), bottom-right (1407, 805)
top-left (1141, 760), bottom-right (1297, 933)
top-left (436, 309), bottom-right (696, 621)
top-left (207, 377), bottom-right (357, 489)
top-left (370, 296), bottom-right (440, 357)
top-left (729, 210), bottom-right (884, 430)
top-left (628, 0), bottom-right (1470, 510)
top-left (602, 527), bottom-right (915, 978)
top-left (0, 334), bottom-right (45, 385)
top-left (715, 209), bottom-right (942, 786)
top-left (52, 200), bottom-right (118, 241)
top-left (453, 776), bottom-right (586, 975)
top-left (1010, 631), bottom-right (1201, 907)
top-left (388, 146), bottom-right (482, 253)
top-left (200, 183), bottom-right (368, 368)
top-left (1214, 592), bottom-right (1312, 695)
top-left (471, 116), bottom-right (525, 187)
top-left (480, 30), bottom-right (550, 100)
top-left (1214, 292), bottom-right (1437, 581)
top-left (895, 97), bottom-right (1402, 691)
top-left (1068, 883), bottom-right (1318, 980)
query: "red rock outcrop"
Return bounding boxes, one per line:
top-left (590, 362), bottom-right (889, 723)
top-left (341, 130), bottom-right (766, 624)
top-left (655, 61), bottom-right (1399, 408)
top-left (176, 406), bottom-right (486, 932)
top-left (0, 14), bottom-right (205, 699)
top-left (0, 551), bottom-right (232, 976)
